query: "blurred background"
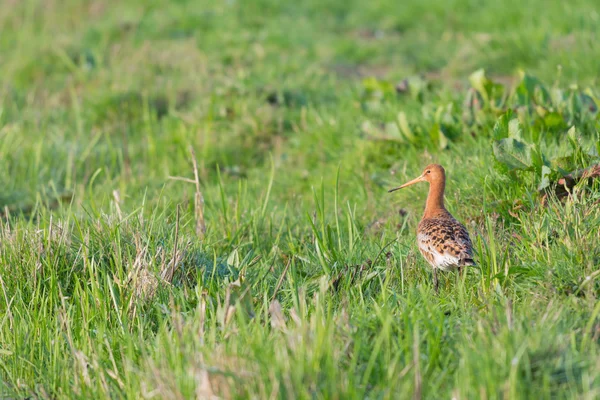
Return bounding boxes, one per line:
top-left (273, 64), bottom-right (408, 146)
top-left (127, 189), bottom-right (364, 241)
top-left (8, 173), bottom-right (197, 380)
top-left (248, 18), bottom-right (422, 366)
top-left (1, 0), bottom-right (598, 212)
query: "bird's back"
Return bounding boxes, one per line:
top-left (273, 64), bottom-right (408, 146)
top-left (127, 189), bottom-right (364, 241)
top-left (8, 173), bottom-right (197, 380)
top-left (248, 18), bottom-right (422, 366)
top-left (417, 212), bottom-right (474, 271)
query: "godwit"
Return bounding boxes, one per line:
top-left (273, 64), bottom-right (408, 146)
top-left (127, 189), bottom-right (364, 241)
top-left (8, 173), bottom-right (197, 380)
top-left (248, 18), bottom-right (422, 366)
top-left (389, 164), bottom-right (474, 292)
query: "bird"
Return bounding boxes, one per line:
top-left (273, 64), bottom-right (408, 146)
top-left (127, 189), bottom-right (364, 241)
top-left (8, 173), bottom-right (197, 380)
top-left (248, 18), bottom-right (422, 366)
top-left (388, 164), bottom-right (474, 293)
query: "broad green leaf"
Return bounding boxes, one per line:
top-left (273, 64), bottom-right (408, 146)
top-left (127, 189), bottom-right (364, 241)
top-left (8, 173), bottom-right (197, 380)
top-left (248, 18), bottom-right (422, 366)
top-left (530, 145), bottom-right (546, 171)
top-left (492, 137), bottom-right (533, 171)
top-left (397, 112), bottom-right (417, 143)
top-left (543, 112), bottom-right (567, 130)
top-left (492, 113), bottom-right (510, 140)
top-left (567, 126), bottom-right (577, 142)
top-left (469, 68), bottom-right (505, 108)
top-left (429, 123), bottom-right (449, 150)
top-left (492, 110), bottom-right (517, 140)
top-left (550, 87), bottom-right (565, 108)
top-left (469, 69), bottom-right (490, 101)
top-left (538, 165), bottom-right (552, 190)
top-left (508, 119), bottom-right (523, 139)
top-left (566, 126), bottom-right (583, 154)
top-left (515, 70), bottom-right (551, 106)
top-left (438, 128), bottom-right (449, 149)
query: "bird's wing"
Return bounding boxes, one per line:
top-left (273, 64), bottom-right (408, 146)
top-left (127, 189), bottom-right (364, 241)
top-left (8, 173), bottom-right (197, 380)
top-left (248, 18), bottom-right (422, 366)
top-left (418, 217), bottom-right (474, 269)
top-left (450, 219), bottom-right (475, 263)
top-left (417, 232), bottom-right (460, 270)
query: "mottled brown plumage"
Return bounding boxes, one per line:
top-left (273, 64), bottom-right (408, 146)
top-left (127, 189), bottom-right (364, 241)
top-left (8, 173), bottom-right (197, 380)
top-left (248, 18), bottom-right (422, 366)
top-left (389, 164), bottom-right (474, 292)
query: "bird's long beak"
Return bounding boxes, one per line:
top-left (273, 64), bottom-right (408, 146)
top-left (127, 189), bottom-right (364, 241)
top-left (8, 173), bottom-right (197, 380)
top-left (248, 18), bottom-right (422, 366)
top-left (388, 174), bottom-right (425, 193)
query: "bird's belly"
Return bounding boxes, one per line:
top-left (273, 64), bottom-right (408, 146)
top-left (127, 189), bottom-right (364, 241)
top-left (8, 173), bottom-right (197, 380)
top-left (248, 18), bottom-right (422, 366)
top-left (418, 243), bottom-right (460, 271)
top-left (431, 252), bottom-right (460, 271)
top-left (433, 258), bottom-right (461, 272)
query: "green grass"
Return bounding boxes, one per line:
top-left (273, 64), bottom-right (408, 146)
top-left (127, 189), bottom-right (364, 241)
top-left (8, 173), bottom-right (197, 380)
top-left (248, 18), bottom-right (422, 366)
top-left (1, 0), bottom-right (600, 398)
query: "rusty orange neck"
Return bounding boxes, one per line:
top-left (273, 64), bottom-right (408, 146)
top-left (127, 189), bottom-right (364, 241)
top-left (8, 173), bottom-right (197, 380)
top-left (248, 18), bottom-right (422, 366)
top-left (423, 179), bottom-right (446, 219)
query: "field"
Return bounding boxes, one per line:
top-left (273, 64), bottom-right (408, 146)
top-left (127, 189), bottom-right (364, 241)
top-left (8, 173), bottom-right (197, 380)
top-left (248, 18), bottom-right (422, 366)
top-left (1, 0), bottom-right (600, 398)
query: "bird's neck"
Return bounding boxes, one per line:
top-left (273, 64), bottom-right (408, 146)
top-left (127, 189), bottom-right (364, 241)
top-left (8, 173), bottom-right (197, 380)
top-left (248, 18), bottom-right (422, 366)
top-left (423, 180), bottom-right (447, 219)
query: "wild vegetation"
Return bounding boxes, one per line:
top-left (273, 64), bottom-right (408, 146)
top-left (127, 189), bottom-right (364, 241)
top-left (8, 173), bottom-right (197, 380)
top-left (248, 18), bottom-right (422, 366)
top-left (1, 0), bottom-right (599, 398)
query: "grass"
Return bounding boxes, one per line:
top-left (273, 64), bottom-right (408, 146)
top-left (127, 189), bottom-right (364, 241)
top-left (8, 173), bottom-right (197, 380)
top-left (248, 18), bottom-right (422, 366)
top-left (1, 0), bottom-right (600, 398)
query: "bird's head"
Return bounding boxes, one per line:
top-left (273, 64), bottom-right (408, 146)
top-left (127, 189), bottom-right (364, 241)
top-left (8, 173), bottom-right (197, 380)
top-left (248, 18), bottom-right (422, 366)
top-left (388, 164), bottom-right (445, 192)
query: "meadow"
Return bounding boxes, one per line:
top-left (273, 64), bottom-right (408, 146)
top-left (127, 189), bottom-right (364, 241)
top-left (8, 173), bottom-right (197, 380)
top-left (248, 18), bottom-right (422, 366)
top-left (1, 0), bottom-right (600, 398)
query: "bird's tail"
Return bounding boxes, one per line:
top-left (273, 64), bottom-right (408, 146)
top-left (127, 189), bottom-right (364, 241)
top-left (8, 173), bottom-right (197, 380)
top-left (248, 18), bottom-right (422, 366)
top-left (460, 257), bottom-right (476, 266)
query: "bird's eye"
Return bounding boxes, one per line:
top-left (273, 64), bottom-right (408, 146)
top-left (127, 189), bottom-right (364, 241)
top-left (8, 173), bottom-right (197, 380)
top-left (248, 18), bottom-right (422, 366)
top-left (426, 170), bottom-right (431, 174)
